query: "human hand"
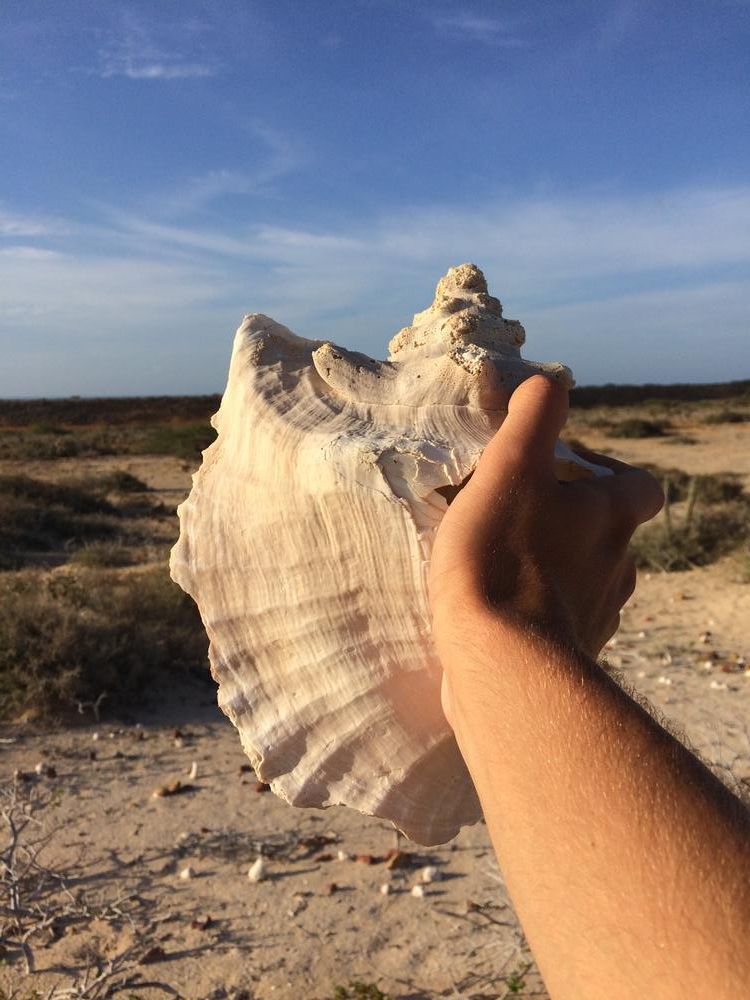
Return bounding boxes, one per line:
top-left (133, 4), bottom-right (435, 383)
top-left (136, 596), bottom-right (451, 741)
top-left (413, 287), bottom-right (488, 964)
top-left (429, 375), bottom-right (664, 675)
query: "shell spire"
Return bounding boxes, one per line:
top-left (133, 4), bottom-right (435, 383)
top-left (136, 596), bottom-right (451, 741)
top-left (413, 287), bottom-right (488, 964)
top-left (170, 265), bottom-right (609, 845)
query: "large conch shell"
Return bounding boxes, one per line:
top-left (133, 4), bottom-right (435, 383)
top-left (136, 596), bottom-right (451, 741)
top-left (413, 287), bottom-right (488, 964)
top-left (171, 264), bottom-right (607, 845)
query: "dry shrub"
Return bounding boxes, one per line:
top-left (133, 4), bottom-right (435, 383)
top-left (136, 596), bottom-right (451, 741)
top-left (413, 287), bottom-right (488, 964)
top-left (640, 466), bottom-right (745, 505)
top-left (702, 409), bottom-right (749, 425)
top-left (0, 476), bottom-right (117, 569)
top-left (0, 474), bottom-right (164, 570)
top-left (609, 418), bottom-right (669, 438)
top-left (631, 503), bottom-right (749, 572)
top-left (69, 541), bottom-right (135, 568)
top-left (0, 568), bottom-right (208, 719)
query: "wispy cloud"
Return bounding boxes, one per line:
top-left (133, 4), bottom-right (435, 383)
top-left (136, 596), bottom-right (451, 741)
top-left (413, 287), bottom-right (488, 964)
top-left (0, 208), bottom-right (61, 238)
top-left (155, 123), bottom-right (307, 217)
top-left (96, 13), bottom-right (216, 81)
top-left (430, 10), bottom-right (525, 46)
top-left (1, 184), bottom-right (748, 393)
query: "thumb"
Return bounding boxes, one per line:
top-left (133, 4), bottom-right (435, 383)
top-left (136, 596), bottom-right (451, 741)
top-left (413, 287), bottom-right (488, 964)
top-left (472, 374), bottom-right (569, 489)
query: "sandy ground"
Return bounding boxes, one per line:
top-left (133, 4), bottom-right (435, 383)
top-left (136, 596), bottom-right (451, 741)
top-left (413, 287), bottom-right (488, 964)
top-left (1, 418), bottom-right (749, 999)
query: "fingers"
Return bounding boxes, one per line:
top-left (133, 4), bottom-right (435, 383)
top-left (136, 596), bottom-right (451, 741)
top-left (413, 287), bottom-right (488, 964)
top-left (473, 375), bottom-right (570, 491)
top-left (570, 446), bottom-right (665, 529)
top-left (599, 464), bottom-right (665, 529)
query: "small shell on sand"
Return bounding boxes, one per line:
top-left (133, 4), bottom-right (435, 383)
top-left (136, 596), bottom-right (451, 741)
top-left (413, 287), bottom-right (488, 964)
top-left (248, 857), bottom-right (266, 882)
top-left (420, 865), bottom-right (440, 883)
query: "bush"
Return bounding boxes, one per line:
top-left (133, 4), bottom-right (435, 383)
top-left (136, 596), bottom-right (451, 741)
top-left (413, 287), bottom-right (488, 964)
top-left (0, 568), bottom-right (209, 719)
top-left (610, 418), bottom-right (669, 438)
top-left (640, 466), bottom-right (745, 505)
top-left (631, 503), bottom-right (749, 571)
top-left (133, 422), bottom-right (216, 461)
top-left (69, 541), bottom-right (135, 568)
top-left (703, 409), bottom-right (749, 425)
top-left (73, 470), bottom-right (149, 495)
top-left (0, 474), bottom-right (162, 570)
top-left (0, 475), bottom-right (118, 569)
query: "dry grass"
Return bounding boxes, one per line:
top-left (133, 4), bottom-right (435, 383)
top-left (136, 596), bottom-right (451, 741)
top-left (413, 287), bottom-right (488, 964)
top-left (0, 567), bottom-right (208, 721)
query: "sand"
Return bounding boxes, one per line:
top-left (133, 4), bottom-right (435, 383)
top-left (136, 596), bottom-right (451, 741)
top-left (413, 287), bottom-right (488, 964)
top-left (1, 417), bottom-right (749, 999)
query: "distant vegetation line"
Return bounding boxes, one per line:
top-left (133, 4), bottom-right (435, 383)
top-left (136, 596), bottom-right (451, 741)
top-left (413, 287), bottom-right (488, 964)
top-left (569, 379), bottom-right (750, 409)
top-left (0, 379), bottom-right (748, 426)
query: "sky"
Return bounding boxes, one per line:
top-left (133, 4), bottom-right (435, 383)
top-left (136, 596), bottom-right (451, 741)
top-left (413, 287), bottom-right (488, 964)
top-left (1, 0), bottom-right (749, 397)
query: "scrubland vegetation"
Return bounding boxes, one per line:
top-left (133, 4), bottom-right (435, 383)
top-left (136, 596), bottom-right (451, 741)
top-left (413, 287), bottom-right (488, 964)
top-left (0, 384), bottom-right (748, 721)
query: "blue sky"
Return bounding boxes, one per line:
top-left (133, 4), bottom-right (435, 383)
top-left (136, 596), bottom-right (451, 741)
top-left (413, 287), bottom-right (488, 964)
top-left (1, 0), bottom-right (749, 396)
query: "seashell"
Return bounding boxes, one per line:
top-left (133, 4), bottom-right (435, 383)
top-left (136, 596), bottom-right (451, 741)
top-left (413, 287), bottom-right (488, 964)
top-left (247, 857), bottom-right (266, 882)
top-left (171, 263), bottom-right (610, 846)
top-left (420, 865), bottom-right (440, 883)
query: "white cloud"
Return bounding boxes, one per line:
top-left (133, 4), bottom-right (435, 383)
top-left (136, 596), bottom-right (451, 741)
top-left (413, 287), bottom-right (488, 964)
top-left (96, 13), bottom-right (216, 81)
top-left (1, 184), bottom-right (748, 393)
top-left (0, 208), bottom-right (61, 238)
top-left (430, 10), bottom-right (525, 46)
top-left (114, 62), bottom-right (213, 80)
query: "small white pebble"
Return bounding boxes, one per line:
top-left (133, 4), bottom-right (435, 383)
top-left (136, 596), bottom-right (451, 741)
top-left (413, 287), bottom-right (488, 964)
top-left (379, 883), bottom-right (391, 896)
top-left (701, 660), bottom-right (714, 671)
top-left (248, 857), bottom-right (266, 882)
top-left (709, 680), bottom-right (728, 691)
top-left (179, 866), bottom-right (194, 880)
top-left (656, 676), bottom-right (672, 686)
top-left (188, 761), bottom-right (198, 780)
top-left (336, 850), bottom-right (349, 862)
top-left (34, 762), bottom-right (46, 775)
top-left (410, 884), bottom-right (425, 898)
top-left (108, 731), bottom-right (116, 739)
top-left (420, 865), bottom-right (440, 884)
top-left (92, 732), bottom-right (100, 741)
top-left (637, 631), bottom-right (647, 640)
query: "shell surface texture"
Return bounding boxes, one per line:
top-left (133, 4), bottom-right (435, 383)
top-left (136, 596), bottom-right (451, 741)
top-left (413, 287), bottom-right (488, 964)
top-left (170, 263), bottom-right (607, 846)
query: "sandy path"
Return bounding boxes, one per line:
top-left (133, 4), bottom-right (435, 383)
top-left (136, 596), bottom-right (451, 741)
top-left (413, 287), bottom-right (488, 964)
top-left (2, 561), bottom-right (748, 1000)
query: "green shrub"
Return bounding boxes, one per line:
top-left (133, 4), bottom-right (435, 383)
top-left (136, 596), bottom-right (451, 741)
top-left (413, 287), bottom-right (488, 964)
top-left (0, 568), bottom-right (209, 719)
top-left (133, 422), bottom-right (216, 461)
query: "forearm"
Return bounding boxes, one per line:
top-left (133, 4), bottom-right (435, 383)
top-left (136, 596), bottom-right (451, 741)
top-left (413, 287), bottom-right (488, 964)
top-left (441, 615), bottom-right (750, 1000)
